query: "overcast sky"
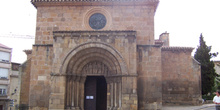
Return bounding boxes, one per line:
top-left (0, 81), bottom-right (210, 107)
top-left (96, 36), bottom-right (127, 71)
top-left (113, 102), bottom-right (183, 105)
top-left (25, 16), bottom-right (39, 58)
top-left (155, 0), bottom-right (220, 61)
top-left (0, 0), bottom-right (219, 63)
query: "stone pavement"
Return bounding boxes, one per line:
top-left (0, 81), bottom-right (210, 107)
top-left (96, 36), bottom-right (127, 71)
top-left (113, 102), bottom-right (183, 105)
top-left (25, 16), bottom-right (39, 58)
top-left (162, 104), bottom-right (216, 110)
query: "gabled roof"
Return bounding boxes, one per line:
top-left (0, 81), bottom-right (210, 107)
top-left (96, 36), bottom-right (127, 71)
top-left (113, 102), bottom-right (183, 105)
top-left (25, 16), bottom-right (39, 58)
top-left (0, 43), bottom-right (11, 49)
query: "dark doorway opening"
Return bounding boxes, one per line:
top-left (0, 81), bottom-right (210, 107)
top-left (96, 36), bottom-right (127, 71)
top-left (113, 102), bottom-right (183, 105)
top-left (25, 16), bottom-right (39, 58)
top-left (84, 76), bottom-right (107, 110)
top-left (0, 105), bottom-right (3, 110)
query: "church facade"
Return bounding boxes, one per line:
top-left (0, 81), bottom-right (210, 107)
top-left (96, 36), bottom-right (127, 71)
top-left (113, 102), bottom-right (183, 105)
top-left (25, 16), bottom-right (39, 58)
top-left (20, 0), bottom-right (201, 110)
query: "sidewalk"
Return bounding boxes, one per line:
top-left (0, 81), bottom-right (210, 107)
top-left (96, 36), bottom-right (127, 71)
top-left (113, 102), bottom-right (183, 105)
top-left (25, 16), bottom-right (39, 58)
top-left (162, 104), bottom-right (215, 110)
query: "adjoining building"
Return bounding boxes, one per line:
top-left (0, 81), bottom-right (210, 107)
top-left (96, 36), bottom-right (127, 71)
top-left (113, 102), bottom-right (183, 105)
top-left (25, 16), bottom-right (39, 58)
top-left (214, 61), bottom-right (220, 75)
top-left (9, 62), bottom-right (21, 110)
top-left (0, 44), bottom-right (21, 110)
top-left (0, 43), bottom-right (12, 110)
top-left (19, 0), bottom-right (202, 110)
top-left (18, 50), bottom-right (32, 110)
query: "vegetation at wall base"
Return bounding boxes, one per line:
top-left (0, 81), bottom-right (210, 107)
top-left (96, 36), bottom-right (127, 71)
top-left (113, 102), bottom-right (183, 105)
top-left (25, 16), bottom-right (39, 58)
top-left (202, 94), bottom-right (216, 100)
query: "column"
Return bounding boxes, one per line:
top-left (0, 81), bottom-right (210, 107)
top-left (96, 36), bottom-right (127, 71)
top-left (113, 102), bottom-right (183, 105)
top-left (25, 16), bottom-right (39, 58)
top-left (118, 77), bottom-right (122, 110)
top-left (114, 82), bottom-right (117, 109)
top-left (69, 76), bottom-right (73, 109)
top-left (110, 82), bottom-right (114, 110)
top-left (107, 83), bottom-right (111, 109)
top-left (66, 76), bottom-right (70, 109)
top-left (106, 77), bottom-right (111, 110)
top-left (71, 76), bottom-right (75, 109)
top-left (79, 76), bottom-right (86, 110)
top-left (75, 76), bottom-right (80, 110)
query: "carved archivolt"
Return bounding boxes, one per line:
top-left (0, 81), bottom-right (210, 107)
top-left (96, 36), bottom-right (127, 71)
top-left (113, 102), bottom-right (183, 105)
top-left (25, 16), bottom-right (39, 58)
top-left (60, 42), bottom-right (128, 76)
top-left (66, 47), bottom-right (122, 76)
top-left (81, 61), bottom-right (111, 75)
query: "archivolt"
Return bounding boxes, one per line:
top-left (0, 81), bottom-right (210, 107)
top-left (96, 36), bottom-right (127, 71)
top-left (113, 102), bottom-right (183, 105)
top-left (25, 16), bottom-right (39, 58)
top-left (60, 42), bottom-right (128, 75)
top-left (67, 48), bottom-right (119, 75)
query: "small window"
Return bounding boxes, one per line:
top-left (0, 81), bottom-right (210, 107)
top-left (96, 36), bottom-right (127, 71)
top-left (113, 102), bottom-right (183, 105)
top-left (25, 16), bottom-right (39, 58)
top-left (0, 68), bottom-right (9, 79)
top-left (0, 85), bottom-right (7, 95)
top-left (0, 89), bottom-right (6, 95)
top-left (0, 51), bottom-right (10, 62)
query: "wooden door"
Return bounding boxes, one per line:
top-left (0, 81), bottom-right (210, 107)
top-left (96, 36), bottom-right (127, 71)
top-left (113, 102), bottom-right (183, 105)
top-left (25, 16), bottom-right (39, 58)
top-left (84, 76), bottom-right (107, 110)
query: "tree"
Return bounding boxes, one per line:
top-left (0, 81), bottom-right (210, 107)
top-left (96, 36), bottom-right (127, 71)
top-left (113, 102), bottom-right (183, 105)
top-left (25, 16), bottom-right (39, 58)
top-left (194, 34), bottom-right (218, 95)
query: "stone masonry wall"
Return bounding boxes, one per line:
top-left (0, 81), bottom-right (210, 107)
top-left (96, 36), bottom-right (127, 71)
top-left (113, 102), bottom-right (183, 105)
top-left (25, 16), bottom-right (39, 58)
top-left (137, 45), bottom-right (162, 110)
top-left (161, 48), bottom-right (201, 105)
top-left (28, 45), bottom-right (53, 110)
top-left (35, 5), bottom-right (155, 45)
top-left (19, 59), bottom-right (31, 107)
top-left (121, 77), bottom-right (138, 110)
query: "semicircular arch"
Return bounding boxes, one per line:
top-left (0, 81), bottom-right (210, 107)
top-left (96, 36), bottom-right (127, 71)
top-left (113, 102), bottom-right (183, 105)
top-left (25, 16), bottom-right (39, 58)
top-left (72, 55), bottom-right (118, 75)
top-left (67, 48), bottom-right (119, 74)
top-left (60, 42), bottom-right (128, 76)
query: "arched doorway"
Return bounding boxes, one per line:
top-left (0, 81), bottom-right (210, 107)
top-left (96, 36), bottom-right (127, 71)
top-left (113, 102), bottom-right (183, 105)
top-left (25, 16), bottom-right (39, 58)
top-left (84, 76), bottom-right (107, 110)
top-left (64, 46), bottom-right (125, 110)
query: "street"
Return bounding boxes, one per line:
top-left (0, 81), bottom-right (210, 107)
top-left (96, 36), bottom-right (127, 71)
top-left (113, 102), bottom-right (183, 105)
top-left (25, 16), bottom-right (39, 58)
top-left (163, 104), bottom-right (216, 110)
top-left (197, 106), bottom-right (215, 110)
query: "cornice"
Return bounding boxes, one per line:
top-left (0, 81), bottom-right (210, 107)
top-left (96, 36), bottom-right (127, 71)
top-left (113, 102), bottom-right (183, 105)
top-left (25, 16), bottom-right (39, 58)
top-left (53, 30), bottom-right (136, 36)
top-left (161, 46), bottom-right (194, 52)
top-left (23, 49), bottom-right (32, 54)
top-left (155, 39), bottom-right (163, 46)
top-left (31, 0), bottom-right (159, 8)
top-left (53, 30), bottom-right (136, 42)
top-left (33, 44), bottom-right (53, 47)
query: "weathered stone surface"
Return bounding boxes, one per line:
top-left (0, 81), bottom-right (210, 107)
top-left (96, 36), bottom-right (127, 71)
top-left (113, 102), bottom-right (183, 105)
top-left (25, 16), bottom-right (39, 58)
top-left (35, 5), bottom-right (155, 45)
top-left (19, 59), bottom-right (31, 105)
top-left (161, 49), bottom-right (201, 105)
top-left (137, 45), bottom-right (162, 110)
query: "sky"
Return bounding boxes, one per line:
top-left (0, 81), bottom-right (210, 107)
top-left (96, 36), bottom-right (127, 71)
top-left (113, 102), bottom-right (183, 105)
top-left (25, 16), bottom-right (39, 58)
top-left (155, 0), bottom-right (220, 60)
top-left (0, 0), bottom-right (219, 63)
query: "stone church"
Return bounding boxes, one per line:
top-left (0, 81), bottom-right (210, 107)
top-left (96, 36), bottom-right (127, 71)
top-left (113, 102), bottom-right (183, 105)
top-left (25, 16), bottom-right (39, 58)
top-left (20, 0), bottom-right (202, 110)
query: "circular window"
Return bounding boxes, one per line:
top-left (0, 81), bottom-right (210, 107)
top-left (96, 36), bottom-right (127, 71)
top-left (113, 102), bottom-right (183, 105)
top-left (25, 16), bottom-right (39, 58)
top-left (89, 13), bottom-right (107, 30)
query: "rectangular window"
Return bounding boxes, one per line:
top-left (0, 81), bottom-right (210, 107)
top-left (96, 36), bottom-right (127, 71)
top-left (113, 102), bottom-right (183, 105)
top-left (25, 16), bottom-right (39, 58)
top-left (0, 85), bottom-right (7, 95)
top-left (0, 89), bottom-right (6, 95)
top-left (0, 51), bottom-right (10, 63)
top-left (0, 68), bottom-right (9, 79)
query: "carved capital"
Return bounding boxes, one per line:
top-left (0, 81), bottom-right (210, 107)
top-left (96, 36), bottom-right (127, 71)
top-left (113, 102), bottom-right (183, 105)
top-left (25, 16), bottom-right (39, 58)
top-left (79, 76), bottom-right (86, 83)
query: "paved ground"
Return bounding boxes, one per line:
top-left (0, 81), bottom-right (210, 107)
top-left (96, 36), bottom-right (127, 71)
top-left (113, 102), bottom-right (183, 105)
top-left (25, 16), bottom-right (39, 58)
top-left (163, 104), bottom-right (216, 110)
